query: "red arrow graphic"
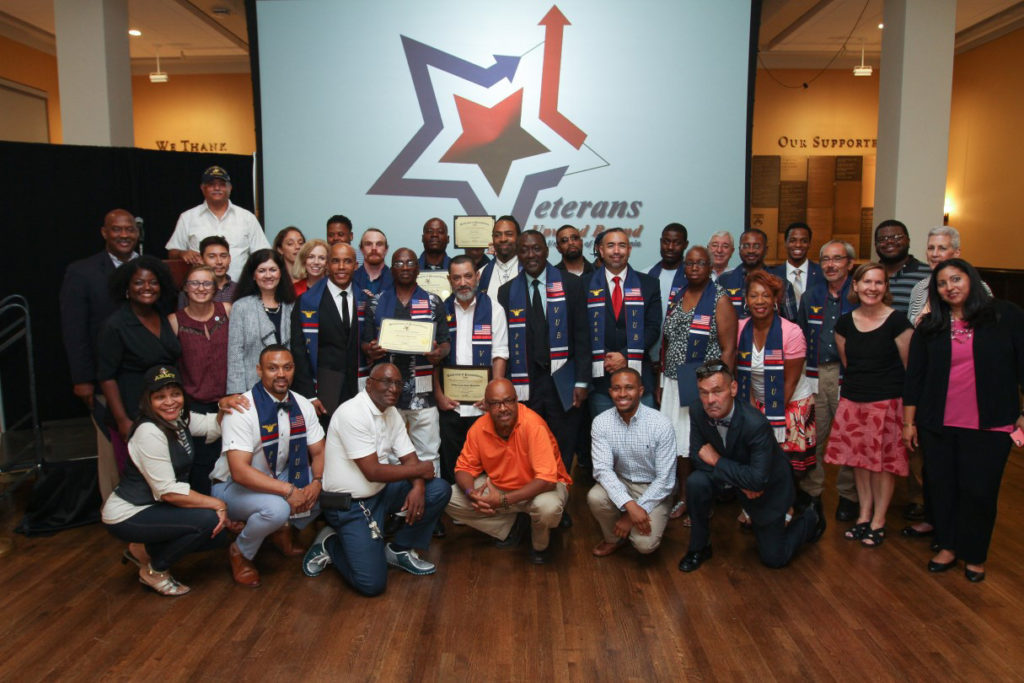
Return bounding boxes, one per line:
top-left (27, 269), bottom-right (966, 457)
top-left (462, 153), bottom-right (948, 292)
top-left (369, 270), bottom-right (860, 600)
top-left (539, 5), bottom-right (587, 149)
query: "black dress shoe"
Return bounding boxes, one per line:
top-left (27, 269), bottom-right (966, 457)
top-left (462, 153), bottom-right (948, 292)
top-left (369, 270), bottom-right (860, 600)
top-left (494, 514), bottom-right (527, 548)
top-left (835, 497), bottom-right (858, 522)
top-left (903, 502), bottom-right (926, 521)
top-left (559, 511), bottom-right (573, 529)
top-left (965, 567), bottom-right (986, 583)
top-left (928, 557), bottom-right (957, 573)
top-left (433, 519), bottom-right (446, 538)
top-left (901, 524), bottom-right (933, 538)
top-left (807, 507), bottom-right (826, 544)
top-left (678, 545), bottom-right (712, 573)
top-left (529, 547), bottom-right (550, 565)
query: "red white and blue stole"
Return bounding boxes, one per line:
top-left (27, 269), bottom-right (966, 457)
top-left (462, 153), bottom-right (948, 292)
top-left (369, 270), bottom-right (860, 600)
top-left (663, 267), bottom-right (690, 317)
top-left (444, 293), bottom-right (493, 367)
top-left (802, 277), bottom-right (854, 388)
top-left (376, 286), bottom-right (436, 394)
top-left (252, 382), bottom-right (309, 486)
top-left (588, 267), bottom-right (645, 378)
top-left (736, 316), bottom-right (786, 428)
top-left (675, 281), bottom-right (720, 365)
top-left (298, 278), bottom-right (369, 391)
top-left (506, 266), bottom-right (569, 402)
top-left (717, 267), bottom-right (749, 318)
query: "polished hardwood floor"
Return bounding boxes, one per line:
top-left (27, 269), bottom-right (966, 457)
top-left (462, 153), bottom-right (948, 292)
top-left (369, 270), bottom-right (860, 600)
top-left (2, 456), bottom-right (1024, 681)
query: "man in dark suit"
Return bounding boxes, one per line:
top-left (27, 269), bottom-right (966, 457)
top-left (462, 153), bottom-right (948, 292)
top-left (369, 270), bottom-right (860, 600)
top-left (586, 227), bottom-right (661, 415)
top-left (767, 222), bottom-right (824, 320)
top-left (292, 242), bottom-right (364, 427)
top-left (679, 360), bottom-right (823, 572)
top-left (60, 208), bottom-right (139, 500)
top-left (498, 230), bottom-right (590, 474)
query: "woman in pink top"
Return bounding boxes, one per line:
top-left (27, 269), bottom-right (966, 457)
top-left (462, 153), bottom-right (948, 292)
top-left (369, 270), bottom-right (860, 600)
top-left (904, 259), bottom-right (1024, 583)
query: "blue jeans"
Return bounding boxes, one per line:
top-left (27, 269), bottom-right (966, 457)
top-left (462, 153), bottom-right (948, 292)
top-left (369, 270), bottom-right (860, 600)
top-left (212, 478), bottom-right (319, 560)
top-left (322, 478), bottom-right (451, 597)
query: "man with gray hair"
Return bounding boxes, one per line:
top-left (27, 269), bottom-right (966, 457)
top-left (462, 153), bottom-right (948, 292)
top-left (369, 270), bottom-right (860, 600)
top-left (906, 226), bottom-right (961, 325)
top-left (796, 239), bottom-right (858, 522)
top-left (707, 231), bottom-right (735, 281)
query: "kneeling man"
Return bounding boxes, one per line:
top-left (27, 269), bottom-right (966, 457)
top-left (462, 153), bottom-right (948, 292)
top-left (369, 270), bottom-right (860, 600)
top-left (447, 379), bottom-right (572, 564)
top-left (213, 345), bottom-right (326, 587)
top-left (301, 362), bottom-right (450, 596)
top-left (680, 360), bottom-right (823, 572)
top-left (587, 368), bottom-right (676, 557)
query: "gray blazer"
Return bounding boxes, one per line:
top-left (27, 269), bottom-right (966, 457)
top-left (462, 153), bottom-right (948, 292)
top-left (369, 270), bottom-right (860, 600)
top-left (226, 295), bottom-right (293, 394)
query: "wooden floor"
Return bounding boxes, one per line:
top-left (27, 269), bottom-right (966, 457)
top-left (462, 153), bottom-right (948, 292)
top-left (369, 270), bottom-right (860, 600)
top-left (2, 455), bottom-right (1024, 682)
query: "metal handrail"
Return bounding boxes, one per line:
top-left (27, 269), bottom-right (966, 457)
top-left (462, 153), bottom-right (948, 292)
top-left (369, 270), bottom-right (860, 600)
top-left (0, 294), bottom-right (43, 475)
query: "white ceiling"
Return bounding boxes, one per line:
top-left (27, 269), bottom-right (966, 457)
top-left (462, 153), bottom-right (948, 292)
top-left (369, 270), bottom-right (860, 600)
top-left (1, 0), bottom-right (1022, 74)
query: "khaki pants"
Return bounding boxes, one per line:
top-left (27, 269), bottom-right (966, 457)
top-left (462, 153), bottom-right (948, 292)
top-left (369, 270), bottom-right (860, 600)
top-left (95, 420), bottom-right (119, 501)
top-left (587, 479), bottom-right (670, 554)
top-left (800, 362), bottom-right (856, 501)
top-left (447, 475), bottom-right (568, 551)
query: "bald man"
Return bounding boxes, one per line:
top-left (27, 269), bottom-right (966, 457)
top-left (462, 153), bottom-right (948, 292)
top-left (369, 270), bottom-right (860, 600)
top-left (60, 208), bottom-right (140, 500)
top-left (446, 379), bottom-right (572, 564)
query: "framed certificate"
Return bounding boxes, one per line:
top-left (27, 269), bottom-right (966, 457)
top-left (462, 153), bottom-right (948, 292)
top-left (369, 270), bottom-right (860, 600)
top-left (377, 318), bottom-right (436, 355)
top-left (417, 271), bottom-right (451, 300)
top-left (453, 215), bottom-right (495, 248)
top-left (442, 366), bottom-right (491, 403)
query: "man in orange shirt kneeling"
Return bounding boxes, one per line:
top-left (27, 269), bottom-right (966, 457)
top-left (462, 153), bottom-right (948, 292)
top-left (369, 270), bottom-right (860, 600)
top-left (447, 379), bottom-right (572, 564)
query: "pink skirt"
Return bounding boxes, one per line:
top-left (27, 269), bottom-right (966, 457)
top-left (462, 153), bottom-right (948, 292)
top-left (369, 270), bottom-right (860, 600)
top-left (825, 397), bottom-right (908, 475)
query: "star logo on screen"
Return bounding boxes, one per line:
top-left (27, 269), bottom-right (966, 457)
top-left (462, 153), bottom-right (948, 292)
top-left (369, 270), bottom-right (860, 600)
top-left (368, 5), bottom-right (607, 222)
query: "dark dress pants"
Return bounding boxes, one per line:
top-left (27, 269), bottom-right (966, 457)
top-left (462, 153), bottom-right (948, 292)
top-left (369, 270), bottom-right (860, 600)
top-left (525, 371), bottom-right (582, 471)
top-left (438, 408), bottom-right (480, 484)
top-left (106, 504), bottom-right (230, 571)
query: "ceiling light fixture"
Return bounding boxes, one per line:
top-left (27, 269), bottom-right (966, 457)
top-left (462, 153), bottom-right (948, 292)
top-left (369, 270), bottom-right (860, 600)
top-left (149, 47), bottom-right (168, 83)
top-left (878, 23), bottom-right (884, 29)
top-left (128, 28), bottom-right (141, 37)
top-left (853, 39), bottom-right (872, 77)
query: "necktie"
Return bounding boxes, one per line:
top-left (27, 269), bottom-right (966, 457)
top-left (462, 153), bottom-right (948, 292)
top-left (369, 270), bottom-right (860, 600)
top-left (792, 269), bottom-right (804, 303)
top-left (531, 279), bottom-right (544, 320)
top-left (340, 290), bottom-right (351, 328)
top-left (612, 276), bottom-right (623, 319)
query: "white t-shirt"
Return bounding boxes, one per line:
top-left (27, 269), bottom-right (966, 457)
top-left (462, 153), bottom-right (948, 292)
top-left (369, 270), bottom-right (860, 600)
top-left (323, 391), bottom-right (416, 499)
top-left (211, 390), bottom-right (325, 482)
top-left (165, 201), bottom-right (270, 281)
top-left (484, 256), bottom-right (520, 300)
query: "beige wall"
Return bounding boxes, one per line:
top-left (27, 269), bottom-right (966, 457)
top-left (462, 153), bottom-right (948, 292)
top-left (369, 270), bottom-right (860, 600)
top-left (0, 35), bottom-right (62, 142)
top-left (946, 28), bottom-right (1024, 270)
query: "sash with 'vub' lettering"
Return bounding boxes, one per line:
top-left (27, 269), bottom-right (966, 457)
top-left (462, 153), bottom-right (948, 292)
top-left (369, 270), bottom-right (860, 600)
top-left (252, 381), bottom-right (309, 486)
top-left (444, 293), bottom-right (493, 366)
top-left (506, 266), bottom-right (568, 402)
top-left (736, 315), bottom-right (786, 428)
top-left (588, 267), bottom-right (645, 378)
top-left (297, 278), bottom-right (369, 391)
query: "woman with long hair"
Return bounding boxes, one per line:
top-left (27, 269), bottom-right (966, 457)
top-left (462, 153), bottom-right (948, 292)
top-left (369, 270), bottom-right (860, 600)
top-left (273, 226), bottom-right (305, 284)
top-left (291, 238), bottom-right (329, 297)
top-left (227, 249), bottom-right (295, 394)
top-left (904, 258), bottom-right (1024, 582)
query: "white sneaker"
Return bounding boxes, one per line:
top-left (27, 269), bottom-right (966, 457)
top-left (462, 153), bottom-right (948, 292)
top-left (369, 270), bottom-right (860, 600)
top-left (302, 526), bottom-right (337, 577)
top-left (384, 543), bottom-right (436, 575)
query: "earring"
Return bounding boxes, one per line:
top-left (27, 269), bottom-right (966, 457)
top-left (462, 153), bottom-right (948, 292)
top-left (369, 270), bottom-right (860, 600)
top-left (125, 290), bottom-right (130, 299)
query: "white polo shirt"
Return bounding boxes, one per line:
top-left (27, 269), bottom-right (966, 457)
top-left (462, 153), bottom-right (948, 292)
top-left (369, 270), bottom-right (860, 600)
top-left (165, 200), bottom-right (270, 281)
top-left (212, 390), bottom-right (324, 482)
top-left (323, 390), bottom-right (416, 499)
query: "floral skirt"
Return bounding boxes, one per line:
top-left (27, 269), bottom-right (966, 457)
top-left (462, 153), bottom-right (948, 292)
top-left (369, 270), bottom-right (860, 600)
top-left (825, 397), bottom-right (908, 475)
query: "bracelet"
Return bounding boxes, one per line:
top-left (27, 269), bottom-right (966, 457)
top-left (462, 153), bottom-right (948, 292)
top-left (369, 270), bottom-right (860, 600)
top-left (313, 476), bottom-right (323, 483)
top-left (464, 488), bottom-right (474, 497)
top-left (283, 484), bottom-right (295, 500)
top-left (500, 492), bottom-right (510, 511)
top-left (215, 507), bottom-right (226, 513)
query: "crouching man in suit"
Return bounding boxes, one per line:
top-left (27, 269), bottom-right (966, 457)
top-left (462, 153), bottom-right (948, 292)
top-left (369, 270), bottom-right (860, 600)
top-left (679, 360), bottom-right (824, 572)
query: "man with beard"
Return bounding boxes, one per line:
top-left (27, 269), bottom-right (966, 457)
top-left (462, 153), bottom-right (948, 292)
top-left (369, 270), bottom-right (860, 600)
top-left (554, 224), bottom-right (594, 276)
top-left (352, 228), bottom-right (392, 298)
top-left (873, 219), bottom-right (929, 315)
top-left (768, 222), bottom-right (823, 317)
top-left (435, 256), bottom-right (509, 482)
top-left (717, 229), bottom-right (768, 318)
top-left (419, 217), bottom-right (451, 271)
top-left (292, 243), bottom-right (366, 425)
top-left (707, 231), bottom-right (735, 281)
top-left (648, 223), bottom-right (688, 371)
top-left (479, 215), bottom-right (522, 297)
top-left (796, 240), bottom-right (859, 522)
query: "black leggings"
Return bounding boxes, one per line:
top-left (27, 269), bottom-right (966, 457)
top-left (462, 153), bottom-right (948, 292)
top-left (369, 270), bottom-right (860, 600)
top-left (105, 504), bottom-right (230, 571)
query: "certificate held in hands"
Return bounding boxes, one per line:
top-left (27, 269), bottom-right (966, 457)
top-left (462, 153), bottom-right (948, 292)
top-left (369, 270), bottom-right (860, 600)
top-left (454, 215), bottom-right (495, 248)
top-left (377, 318), bottom-right (435, 355)
top-left (442, 366), bottom-right (491, 403)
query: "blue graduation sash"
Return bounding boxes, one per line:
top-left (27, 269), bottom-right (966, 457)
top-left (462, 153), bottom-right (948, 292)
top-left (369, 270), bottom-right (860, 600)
top-left (588, 266), bottom-right (645, 378)
top-left (252, 382), bottom-right (309, 486)
top-left (444, 293), bottom-right (493, 367)
top-left (736, 315), bottom-right (786, 428)
top-left (506, 266), bottom-right (569, 401)
top-left (375, 286), bottom-right (436, 394)
top-left (297, 279), bottom-right (369, 391)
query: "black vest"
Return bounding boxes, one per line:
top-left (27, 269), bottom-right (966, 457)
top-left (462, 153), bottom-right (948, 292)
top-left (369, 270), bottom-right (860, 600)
top-left (115, 421), bottom-right (194, 506)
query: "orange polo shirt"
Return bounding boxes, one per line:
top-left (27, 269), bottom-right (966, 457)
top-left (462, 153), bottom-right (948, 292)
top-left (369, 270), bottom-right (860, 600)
top-left (456, 404), bottom-right (572, 490)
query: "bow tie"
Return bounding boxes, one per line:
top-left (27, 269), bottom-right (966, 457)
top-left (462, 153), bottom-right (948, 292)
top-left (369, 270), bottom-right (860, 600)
top-left (709, 417), bottom-right (731, 428)
top-left (275, 400), bottom-right (292, 413)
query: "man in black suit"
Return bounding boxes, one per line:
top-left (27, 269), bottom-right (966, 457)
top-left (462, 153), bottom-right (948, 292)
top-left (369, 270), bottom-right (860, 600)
top-left (679, 360), bottom-right (823, 572)
top-left (586, 227), bottom-right (661, 415)
top-left (60, 208), bottom-right (139, 500)
top-left (291, 242), bottom-right (363, 427)
top-left (498, 230), bottom-right (590, 474)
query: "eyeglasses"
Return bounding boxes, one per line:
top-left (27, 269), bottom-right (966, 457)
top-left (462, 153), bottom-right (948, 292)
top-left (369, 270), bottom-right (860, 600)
top-left (683, 260), bottom-right (709, 268)
top-left (185, 280), bottom-right (215, 289)
top-left (695, 361), bottom-right (730, 380)
top-left (486, 397), bottom-right (517, 408)
top-left (819, 256), bottom-right (849, 264)
top-left (876, 234), bottom-right (906, 244)
top-left (368, 377), bottom-right (403, 389)
top-left (392, 259), bottom-right (418, 268)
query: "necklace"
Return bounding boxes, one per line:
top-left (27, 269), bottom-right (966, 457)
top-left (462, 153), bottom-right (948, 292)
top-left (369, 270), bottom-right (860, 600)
top-left (264, 303), bottom-right (281, 314)
top-left (950, 320), bottom-right (973, 344)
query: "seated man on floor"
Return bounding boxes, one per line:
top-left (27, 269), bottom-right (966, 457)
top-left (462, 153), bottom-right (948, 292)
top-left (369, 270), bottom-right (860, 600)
top-left (680, 360), bottom-right (823, 572)
top-left (446, 379), bottom-right (572, 564)
top-left (213, 345), bottom-right (325, 588)
top-left (587, 368), bottom-right (676, 557)
top-left (301, 362), bottom-right (450, 596)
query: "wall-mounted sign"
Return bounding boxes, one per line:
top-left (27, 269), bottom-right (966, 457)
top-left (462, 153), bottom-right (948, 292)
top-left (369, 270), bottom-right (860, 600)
top-left (777, 136), bottom-right (877, 150)
top-left (155, 140), bottom-right (229, 152)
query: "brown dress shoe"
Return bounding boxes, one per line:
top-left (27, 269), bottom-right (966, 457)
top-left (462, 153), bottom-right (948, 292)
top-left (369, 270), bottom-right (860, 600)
top-left (592, 539), bottom-right (627, 557)
top-left (229, 542), bottom-right (261, 588)
top-left (269, 525), bottom-right (304, 557)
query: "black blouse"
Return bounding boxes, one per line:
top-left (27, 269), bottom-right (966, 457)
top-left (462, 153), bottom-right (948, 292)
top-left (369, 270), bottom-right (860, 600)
top-left (835, 310), bottom-right (912, 402)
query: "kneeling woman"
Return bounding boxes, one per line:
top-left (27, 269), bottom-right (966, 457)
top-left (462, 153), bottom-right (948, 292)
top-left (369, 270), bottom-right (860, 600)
top-left (102, 365), bottom-right (238, 596)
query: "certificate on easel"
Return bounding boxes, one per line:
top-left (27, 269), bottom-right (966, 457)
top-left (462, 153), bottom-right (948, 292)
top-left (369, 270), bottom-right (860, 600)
top-left (442, 366), bottom-right (491, 402)
top-left (417, 272), bottom-right (452, 300)
top-left (454, 215), bottom-right (495, 248)
top-left (377, 318), bottom-right (435, 355)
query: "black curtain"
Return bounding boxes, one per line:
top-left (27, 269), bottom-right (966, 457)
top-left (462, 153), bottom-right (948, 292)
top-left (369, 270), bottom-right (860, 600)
top-left (0, 141), bottom-right (255, 423)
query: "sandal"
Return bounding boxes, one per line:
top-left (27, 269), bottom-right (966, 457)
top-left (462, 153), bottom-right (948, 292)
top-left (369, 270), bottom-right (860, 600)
top-left (844, 522), bottom-right (870, 540)
top-left (121, 548), bottom-right (142, 569)
top-left (861, 526), bottom-right (886, 548)
top-left (669, 500), bottom-right (687, 520)
top-left (138, 565), bottom-right (191, 597)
